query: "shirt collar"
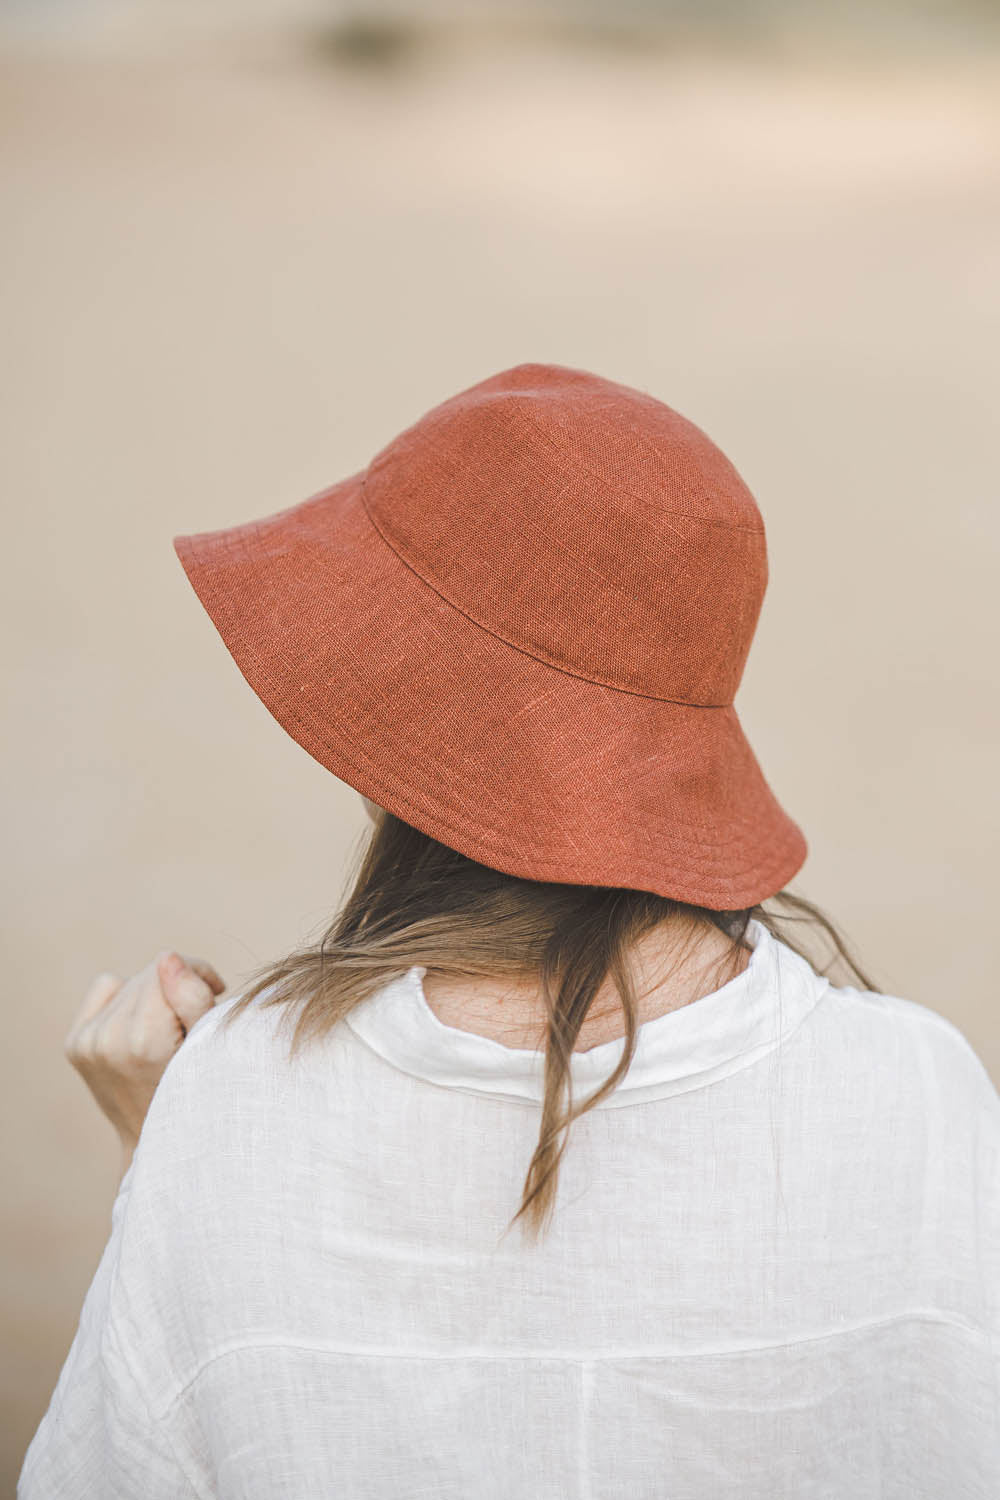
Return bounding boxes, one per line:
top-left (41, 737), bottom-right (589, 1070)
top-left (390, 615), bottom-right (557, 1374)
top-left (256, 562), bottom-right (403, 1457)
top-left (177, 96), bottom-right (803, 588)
top-left (343, 918), bottom-right (830, 1107)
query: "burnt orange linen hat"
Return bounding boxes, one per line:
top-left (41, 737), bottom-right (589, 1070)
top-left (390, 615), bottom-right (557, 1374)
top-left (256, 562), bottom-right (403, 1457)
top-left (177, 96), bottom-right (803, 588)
top-left (172, 361), bottom-right (806, 909)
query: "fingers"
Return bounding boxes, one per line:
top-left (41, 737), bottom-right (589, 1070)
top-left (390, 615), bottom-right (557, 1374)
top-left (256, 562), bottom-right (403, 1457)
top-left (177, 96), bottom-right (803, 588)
top-left (63, 976), bottom-right (187, 1147)
top-left (65, 973), bottom-right (124, 1057)
top-left (75, 972), bottom-right (123, 1024)
top-left (157, 951), bottom-right (226, 996)
top-left (157, 950), bottom-right (226, 1031)
top-left (180, 955), bottom-right (227, 996)
top-left (69, 950), bottom-right (227, 1065)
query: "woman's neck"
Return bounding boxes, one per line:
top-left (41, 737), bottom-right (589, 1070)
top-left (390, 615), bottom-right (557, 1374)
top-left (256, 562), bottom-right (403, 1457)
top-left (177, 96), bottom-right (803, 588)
top-left (419, 922), bottom-right (752, 1054)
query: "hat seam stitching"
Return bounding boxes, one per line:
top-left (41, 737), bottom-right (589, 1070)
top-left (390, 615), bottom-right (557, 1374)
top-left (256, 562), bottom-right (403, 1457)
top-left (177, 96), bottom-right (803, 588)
top-left (367, 422), bottom-right (765, 537)
top-left (174, 539), bottom-right (806, 893)
top-left (356, 480), bottom-right (734, 710)
top-left (227, 627), bottom-right (803, 890)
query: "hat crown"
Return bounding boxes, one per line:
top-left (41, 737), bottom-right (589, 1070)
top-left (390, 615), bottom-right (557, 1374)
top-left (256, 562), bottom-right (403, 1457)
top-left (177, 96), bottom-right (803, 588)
top-left (360, 363), bottom-right (767, 706)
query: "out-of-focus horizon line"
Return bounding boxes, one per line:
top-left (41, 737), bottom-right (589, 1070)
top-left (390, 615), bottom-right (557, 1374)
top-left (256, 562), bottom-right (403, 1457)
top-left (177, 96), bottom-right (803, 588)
top-left (1, 0), bottom-right (998, 64)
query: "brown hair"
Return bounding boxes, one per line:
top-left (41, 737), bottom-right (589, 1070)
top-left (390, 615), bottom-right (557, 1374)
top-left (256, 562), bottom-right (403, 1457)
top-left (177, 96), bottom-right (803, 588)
top-left (218, 806), bottom-right (880, 1244)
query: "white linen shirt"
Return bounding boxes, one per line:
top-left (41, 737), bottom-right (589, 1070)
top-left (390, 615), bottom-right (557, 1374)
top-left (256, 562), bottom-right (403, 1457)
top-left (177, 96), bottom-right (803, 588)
top-left (19, 918), bottom-right (1000, 1498)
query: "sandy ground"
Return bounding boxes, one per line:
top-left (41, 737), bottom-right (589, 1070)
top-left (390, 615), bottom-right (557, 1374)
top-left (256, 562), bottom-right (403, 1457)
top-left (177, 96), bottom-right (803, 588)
top-left (3, 30), bottom-right (999, 1481)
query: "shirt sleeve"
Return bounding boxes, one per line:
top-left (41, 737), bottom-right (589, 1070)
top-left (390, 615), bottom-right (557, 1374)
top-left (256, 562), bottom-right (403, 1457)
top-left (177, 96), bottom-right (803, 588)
top-left (18, 989), bottom-right (275, 1499)
top-left (17, 1162), bottom-right (202, 1499)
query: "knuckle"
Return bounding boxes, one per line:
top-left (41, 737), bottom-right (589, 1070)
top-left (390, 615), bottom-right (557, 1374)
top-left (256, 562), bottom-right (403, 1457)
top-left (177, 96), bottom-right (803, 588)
top-left (102, 1036), bottom-right (132, 1066)
top-left (125, 1021), bottom-right (151, 1056)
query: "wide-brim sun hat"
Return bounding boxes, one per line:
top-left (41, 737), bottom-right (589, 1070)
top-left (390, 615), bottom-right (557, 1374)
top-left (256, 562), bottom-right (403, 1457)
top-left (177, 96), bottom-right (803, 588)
top-left (172, 361), bottom-right (807, 910)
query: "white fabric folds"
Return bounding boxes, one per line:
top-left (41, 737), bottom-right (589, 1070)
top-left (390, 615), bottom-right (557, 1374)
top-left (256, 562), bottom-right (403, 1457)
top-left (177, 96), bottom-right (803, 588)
top-left (19, 921), bottom-right (1000, 1498)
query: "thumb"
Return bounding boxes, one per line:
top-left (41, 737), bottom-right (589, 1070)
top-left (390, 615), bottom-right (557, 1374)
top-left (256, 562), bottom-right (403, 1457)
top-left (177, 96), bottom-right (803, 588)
top-left (158, 952), bottom-right (221, 1031)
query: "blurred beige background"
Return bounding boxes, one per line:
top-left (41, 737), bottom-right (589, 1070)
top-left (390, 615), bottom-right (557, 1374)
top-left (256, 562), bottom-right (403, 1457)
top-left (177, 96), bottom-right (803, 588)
top-left (3, 0), bottom-right (999, 1484)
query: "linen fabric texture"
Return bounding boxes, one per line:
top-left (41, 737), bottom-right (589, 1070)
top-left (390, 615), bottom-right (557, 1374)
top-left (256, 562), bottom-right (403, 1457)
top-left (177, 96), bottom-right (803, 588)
top-left (19, 921), bottom-right (1000, 1498)
top-left (171, 361), bottom-right (807, 909)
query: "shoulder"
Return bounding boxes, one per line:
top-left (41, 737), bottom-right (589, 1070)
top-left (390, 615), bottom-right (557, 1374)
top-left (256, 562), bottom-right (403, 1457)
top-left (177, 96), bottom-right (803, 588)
top-left (132, 983), bottom-right (294, 1150)
top-left (820, 979), bottom-right (998, 1124)
top-left (185, 977), bottom-right (311, 1062)
top-left (179, 983), bottom-right (285, 1061)
top-left (131, 976), bottom-right (369, 1168)
top-left (844, 983), bottom-right (993, 1078)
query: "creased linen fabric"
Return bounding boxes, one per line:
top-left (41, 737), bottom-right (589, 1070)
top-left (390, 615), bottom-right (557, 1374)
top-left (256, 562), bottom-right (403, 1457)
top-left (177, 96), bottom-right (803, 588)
top-left (19, 920), bottom-right (1000, 1498)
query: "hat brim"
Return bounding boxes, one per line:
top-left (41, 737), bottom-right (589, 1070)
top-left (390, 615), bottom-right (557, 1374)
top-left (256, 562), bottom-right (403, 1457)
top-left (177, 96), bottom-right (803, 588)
top-left (172, 472), bottom-right (806, 909)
